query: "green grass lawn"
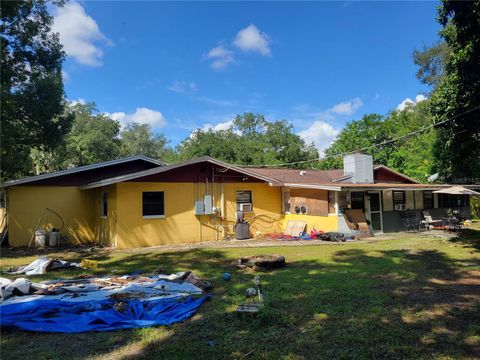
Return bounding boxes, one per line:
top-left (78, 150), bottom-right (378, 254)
top-left (1, 226), bottom-right (480, 360)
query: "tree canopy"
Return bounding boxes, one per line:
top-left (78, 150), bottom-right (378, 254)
top-left (1, 0), bottom-right (70, 180)
top-left (429, 0), bottom-right (480, 183)
top-left (319, 101), bottom-right (436, 182)
top-left (177, 113), bottom-right (318, 167)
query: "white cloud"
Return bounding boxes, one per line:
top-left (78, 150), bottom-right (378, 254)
top-left (106, 108), bottom-right (166, 129)
top-left (330, 98), bottom-right (363, 115)
top-left (168, 81), bottom-right (197, 93)
top-left (396, 94), bottom-right (427, 111)
top-left (298, 121), bottom-right (340, 156)
top-left (207, 45), bottom-right (235, 69)
top-left (62, 70), bottom-right (70, 82)
top-left (69, 98), bottom-right (86, 106)
top-left (233, 24), bottom-right (271, 56)
top-left (202, 119), bottom-right (235, 132)
top-left (52, 1), bottom-right (111, 66)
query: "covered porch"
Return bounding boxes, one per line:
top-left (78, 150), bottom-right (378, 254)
top-left (334, 185), bottom-right (473, 234)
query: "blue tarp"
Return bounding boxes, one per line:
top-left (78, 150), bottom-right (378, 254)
top-left (0, 295), bottom-right (209, 333)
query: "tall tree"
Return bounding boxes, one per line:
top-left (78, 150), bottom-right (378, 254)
top-left (1, 0), bottom-right (70, 180)
top-left (413, 41), bottom-right (450, 90)
top-left (177, 113), bottom-right (318, 167)
top-left (120, 123), bottom-right (169, 160)
top-left (66, 103), bottom-right (121, 166)
top-left (430, 0), bottom-right (480, 183)
top-left (319, 102), bottom-right (437, 182)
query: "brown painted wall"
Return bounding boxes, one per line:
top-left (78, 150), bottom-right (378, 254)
top-left (18, 160), bottom-right (160, 186)
top-left (374, 168), bottom-right (415, 184)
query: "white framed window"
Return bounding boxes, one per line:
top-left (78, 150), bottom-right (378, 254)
top-left (236, 190), bottom-right (253, 212)
top-left (142, 191), bottom-right (165, 218)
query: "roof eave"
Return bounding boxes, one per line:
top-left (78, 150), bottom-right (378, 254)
top-left (80, 157), bottom-right (281, 190)
top-left (1, 155), bottom-right (165, 188)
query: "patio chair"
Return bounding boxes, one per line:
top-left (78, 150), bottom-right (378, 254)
top-left (401, 213), bottom-right (420, 232)
top-left (422, 211), bottom-right (443, 229)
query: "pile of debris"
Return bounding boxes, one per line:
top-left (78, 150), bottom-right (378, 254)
top-left (0, 271), bottom-right (211, 333)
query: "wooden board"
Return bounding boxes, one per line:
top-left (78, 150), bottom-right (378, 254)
top-left (344, 209), bottom-right (374, 238)
top-left (284, 220), bottom-right (307, 236)
top-left (290, 189), bottom-right (329, 216)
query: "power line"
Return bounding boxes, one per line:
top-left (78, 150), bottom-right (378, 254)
top-left (241, 105), bottom-right (480, 168)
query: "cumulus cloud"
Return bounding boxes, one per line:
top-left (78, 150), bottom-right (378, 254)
top-left (298, 121), bottom-right (340, 156)
top-left (330, 98), bottom-right (363, 115)
top-left (168, 81), bottom-right (197, 93)
top-left (233, 24), bottom-right (271, 56)
top-left (396, 94), bottom-right (427, 111)
top-left (207, 45), bottom-right (235, 69)
top-left (106, 108), bottom-right (166, 129)
top-left (52, 1), bottom-right (111, 66)
top-left (69, 98), bottom-right (86, 106)
top-left (201, 119), bottom-right (235, 132)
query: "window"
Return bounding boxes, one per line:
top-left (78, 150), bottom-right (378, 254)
top-left (236, 190), bottom-right (252, 211)
top-left (142, 192), bottom-right (165, 218)
top-left (101, 192), bottom-right (108, 218)
top-left (350, 192), bottom-right (365, 210)
top-left (393, 191), bottom-right (405, 206)
top-left (328, 191), bottom-right (336, 214)
top-left (423, 191), bottom-right (433, 209)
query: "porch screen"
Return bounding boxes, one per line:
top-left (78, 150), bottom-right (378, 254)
top-left (142, 192), bottom-right (165, 217)
top-left (350, 192), bottom-right (364, 210)
top-left (423, 191), bottom-right (433, 209)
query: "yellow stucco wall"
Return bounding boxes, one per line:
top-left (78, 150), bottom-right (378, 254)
top-left (283, 213), bottom-right (339, 233)
top-left (7, 186), bottom-right (96, 247)
top-left (115, 182), bottom-right (283, 249)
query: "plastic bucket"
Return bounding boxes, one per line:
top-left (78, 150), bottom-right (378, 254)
top-left (35, 229), bottom-right (47, 248)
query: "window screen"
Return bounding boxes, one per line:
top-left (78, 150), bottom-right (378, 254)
top-left (393, 191), bottom-right (405, 205)
top-left (142, 192), bottom-right (165, 217)
top-left (236, 190), bottom-right (252, 210)
top-left (101, 192), bottom-right (108, 218)
top-left (350, 192), bottom-right (365, 210)
top-left (423, 191), bottom-right (433, 209)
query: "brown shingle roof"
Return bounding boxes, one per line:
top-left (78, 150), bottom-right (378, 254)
top-left (246, 167), bottom-right (346, 184)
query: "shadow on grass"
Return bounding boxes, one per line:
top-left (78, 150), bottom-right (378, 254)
top-left (2, 247), bottom-right (480, 360)
top-left (448, 227), bottom-right (480, 251)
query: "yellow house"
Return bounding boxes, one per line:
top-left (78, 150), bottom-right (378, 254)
top-left (1, 154), bottom-right (473, 249)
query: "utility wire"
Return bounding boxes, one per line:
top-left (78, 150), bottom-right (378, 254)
top-left (241, 105), bottom-right (480, 168)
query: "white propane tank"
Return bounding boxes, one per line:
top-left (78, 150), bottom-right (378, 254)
top-left (35, 229), bottom-right (47, 248)
top-left (49, 230), bottom-right (59, 247)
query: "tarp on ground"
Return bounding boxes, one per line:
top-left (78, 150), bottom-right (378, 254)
top-left (0, 295), bottom-right (209, 333)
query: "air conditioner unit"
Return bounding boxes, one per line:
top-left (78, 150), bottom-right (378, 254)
top-left (239, 203), bottom-right (252, 212)
top-left (395, 204), bottom-right (406, 211)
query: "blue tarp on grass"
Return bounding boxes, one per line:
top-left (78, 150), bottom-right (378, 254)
top-left (0, 296), bottom-right (209, 333)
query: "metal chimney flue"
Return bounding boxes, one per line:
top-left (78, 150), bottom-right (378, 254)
top-left (343, 153), bottom-right (374, 184)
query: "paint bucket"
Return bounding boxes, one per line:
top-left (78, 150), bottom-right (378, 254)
top-left (35, 229), bottom-right (47, 248)
top-left (49, 229), bottom-right (59, 247)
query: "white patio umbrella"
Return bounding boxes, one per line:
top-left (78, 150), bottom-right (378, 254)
top-left (433, 186), bottom-right (480, 196)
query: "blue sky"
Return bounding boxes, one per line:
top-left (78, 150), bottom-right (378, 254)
top-left (53, 1), bottom-right (441, 154)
